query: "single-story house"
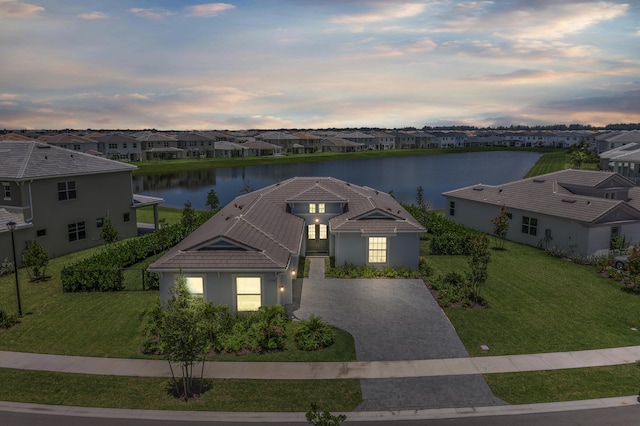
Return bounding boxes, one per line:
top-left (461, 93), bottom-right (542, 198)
top-left (149, 177), bottom-right (425, 312)
top-left (442, 170), bottom-right (640, 257)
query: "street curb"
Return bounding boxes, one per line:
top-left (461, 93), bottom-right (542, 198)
top-left (0, 395), bottom-right (637, 422)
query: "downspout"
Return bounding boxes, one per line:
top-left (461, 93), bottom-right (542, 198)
top-left (26, 180), bottom-right (34, 222)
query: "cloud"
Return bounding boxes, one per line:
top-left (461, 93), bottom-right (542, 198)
top-left (129, 8), bottom-right (175, 19)
top-left (345, 37), bottom-right (436, 59)
top-left (77, 12), bottom-right (107, 20)
top-left (434, 1), bottom-right (628, 41)
top-left (537, 90), bottom-right (640, 114)
top-left (0, 0), bottom-right (44, 16)
top-left (331, 2), bottom-right (425, 25)
top-left (185, 3), bottom-right (235, 17)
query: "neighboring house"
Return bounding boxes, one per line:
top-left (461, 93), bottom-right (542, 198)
top-left (320, 137), bottom-right (364, 152)
top-left (0, 141), bottom-right (162, 265)
top-left (93, 133), bottom-right (143, 161)
top-left (176, 132), bottom-right (216, 158)
top-left (136, 133), bottom-right (183, 160)
top-left (255, 131), bottom-right (300, 153)
top-left (443, 170), bottom-right (640, 257)
top-left (598, 143), bottom-right (640, 184)
top-left (149, 177), bottom-right (424, 312)
top-left (214, 141), bottom-right (247, 158)
top-left (241, 140), bottom-right (282, 156)
top-left (340, 131), bottom-right (374, 147)
top-left (291, 132), bottom-right (324, 153)
top-left (369, 131), bottom-right (396, 150)
top-left (595, 130), bottom-right (640, 155)
top-left (39, 133), bottom-right (100, 153)
top-left (389, 131), bottom-right (415, 149)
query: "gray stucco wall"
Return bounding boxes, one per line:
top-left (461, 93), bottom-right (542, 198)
top-left (334, 232), bottom-right (420, 269)
top-left (445, 196), bottom-right (640, 257)
top-left (158, 264), bottom-right (296, 313)
top-left (20, 171), bottom-right (137, 259)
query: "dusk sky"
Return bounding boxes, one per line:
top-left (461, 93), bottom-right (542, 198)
top-left (1, 0), bottom-right (639, 130)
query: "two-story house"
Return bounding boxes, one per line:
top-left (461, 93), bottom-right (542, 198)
top-left (0, 141), bottom-right (158, 265)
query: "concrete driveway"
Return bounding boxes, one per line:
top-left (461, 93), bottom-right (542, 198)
top-left (293, 257), bottom-right (505, 411)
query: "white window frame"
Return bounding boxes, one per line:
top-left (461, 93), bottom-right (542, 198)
top-left (318, 203), bottom-right (325, 213)
top-left (184, 276), bottom-right (204, 298)
top-left (318, 224), bottom-right (327, 240)
top-left (236, 276), bottom-right (262, 311)
top-left (309, 203), bottom-right (316, 213)
top-left (307, 224), bottom-right (316, 239)
top-left (2, 182), bottom-right (10, 200)
top-left (368, 237), bottom-right (387, 263)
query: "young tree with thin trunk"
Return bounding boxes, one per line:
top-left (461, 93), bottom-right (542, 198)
top-left (100, 217), bottom-right (119, 245)
top-left (23, 240), bottom-right (48, 281)
top-left (205, 189), bottom-right (219, 211)
top-left (467, 235), bottom-right (490, 305)
top-left (491, 205), bottom-right (510, 250)
top-left (159, 276), bottom-right (210, 401)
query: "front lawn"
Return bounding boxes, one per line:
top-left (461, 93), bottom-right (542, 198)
top-left (424, 239), bottom-right (640, 356)
top-left (0, 369), bottom-right (361, 412)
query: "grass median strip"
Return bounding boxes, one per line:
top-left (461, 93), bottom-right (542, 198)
top-left (0, 368), bottom-right (361, 412)
top-left (485, 364), bottom-right (640, 404)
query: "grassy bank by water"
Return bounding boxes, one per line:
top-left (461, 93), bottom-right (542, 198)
top-left (132, 147), bottom-right (559, 176)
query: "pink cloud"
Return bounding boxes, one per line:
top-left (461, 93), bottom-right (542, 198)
top-left (185, 3), bottom-right (235, 17)
top-left (0, 1), bottom-right (44, 16)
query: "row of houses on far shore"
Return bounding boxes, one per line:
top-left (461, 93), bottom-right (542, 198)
top-left (3, 129), bottom-right (640, 162)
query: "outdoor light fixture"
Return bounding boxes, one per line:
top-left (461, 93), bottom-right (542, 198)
top-left (279, 285), bottom-right (285, 292)
top-left (6, 221), bottom-right (22, 317)
top-left (315, 218), bottom-right (319, 223)
top-left (292, 270), bottom-right (296, 276)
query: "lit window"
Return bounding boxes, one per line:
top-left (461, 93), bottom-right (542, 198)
top-left (318, 224), bottom-right (327, 240)
top-left (309, 203), bottom-right (316, 213)
top-left (58, 181), bottom-right (77, 201)
top-left (185, 276), bottom-right (204, 298)
top-left (307, 224), bottom-right (316, 239)
top-left (368, 237), bottom-right (387, 263)
top-left (236, 277), bottom-right (261, 311)
top-left (521, 216), bottom-right (538, 236)
top-left (68, 222), bottom-right (86, 242)
top-left (318, 203), bottom-right (325, 213)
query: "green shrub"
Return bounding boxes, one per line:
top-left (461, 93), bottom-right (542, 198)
top-left (0, 309), bottom-right (19, 329)
top-left (62, 213), bottom-right (213, 292)
top-left (295, 315), bottom-right (336, 351)
top-left (429, 271), bottom-right (473, 308)
top-left (544, 246), bottom-right (566, 258)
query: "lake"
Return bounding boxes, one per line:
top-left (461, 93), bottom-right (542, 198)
top-left (133, 151), bottom-right (542, 210)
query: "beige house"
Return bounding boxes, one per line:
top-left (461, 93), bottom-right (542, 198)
top-left (0, 141), bottom-right (161, 265)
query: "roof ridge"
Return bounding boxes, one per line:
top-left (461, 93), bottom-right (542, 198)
top-left (17, 142), bottom-right (35, 179)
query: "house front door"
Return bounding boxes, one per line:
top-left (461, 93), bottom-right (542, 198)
top-left (306, 223), bottom-right (329, 254)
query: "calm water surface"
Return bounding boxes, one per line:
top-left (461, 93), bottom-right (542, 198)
top-left (134, 151), bottom-right (542, 210)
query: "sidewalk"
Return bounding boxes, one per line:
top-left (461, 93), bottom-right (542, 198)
top-left (2, 345), bottom-right (640, 379)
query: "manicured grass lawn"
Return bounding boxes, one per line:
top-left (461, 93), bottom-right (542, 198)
top-left (523, 150), bottom-right (598, 178)
top-left (424, 239), bottom-right (640, 357)
top-left (0, 369), bottom-right (361, 412)
top-left (136, 205), bottom-right (184, 225)
top-left (485, 364), bottom-right (640, 404)
top-left (133, 147), bottom-right (557, 176)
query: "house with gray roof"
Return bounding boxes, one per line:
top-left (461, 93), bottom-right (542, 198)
top-left (92, 133), bottom-right (143, 161)
top-left (443, 170), bottom-right (640, 257)
top-left (598, 143), bottom-right (640, 184)
top-left (39, 133), bottom-right (100, 153)
top-left (149, 177), bottom-right (424, 312)
top-left (0, 141), bottom-right (162, 265)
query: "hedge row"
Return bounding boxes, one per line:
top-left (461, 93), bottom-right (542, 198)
top-left (61, 213), bottom-right (212, 292)
top-left (426, 211), bottom-right (481, 256)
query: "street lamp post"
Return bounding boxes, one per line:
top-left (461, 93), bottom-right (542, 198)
top-left (6, 221), bottom-right (22, 317)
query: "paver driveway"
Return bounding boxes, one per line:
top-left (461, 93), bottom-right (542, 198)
top-left (293, 257), bottom-right (505, 411)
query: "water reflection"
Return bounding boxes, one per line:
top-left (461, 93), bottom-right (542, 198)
top-left (135, 151), bottom-right (542, 210)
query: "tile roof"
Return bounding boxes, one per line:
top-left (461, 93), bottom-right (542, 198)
top-left (0, 141), bottom-right (136, 180)
top-left (150, 177), bottom-right (424, 272)
top-left (443, 169), bottom-right (640, 224)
